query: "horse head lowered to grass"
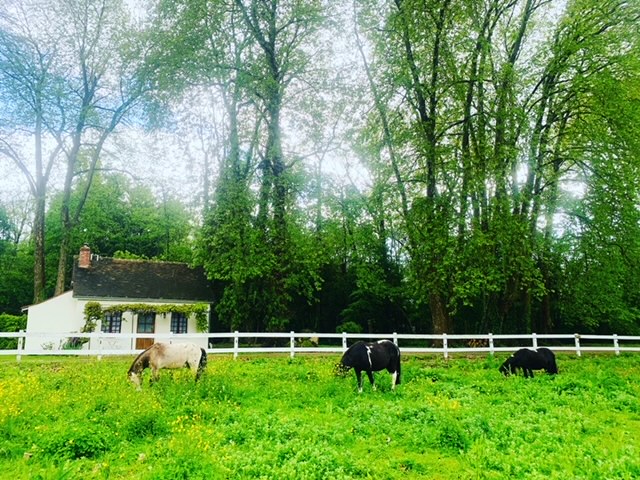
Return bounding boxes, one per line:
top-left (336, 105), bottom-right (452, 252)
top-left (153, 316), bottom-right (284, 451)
top-left (499, 347), bottom-right (558, 378)
top-left (336, 340), bottom-right (401, 393)
top-left (128, 342), bottom-right (207, 389)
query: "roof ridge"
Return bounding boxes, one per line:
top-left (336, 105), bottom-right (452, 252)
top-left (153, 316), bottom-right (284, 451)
top-left (109, 257), bottom-right (193, 266)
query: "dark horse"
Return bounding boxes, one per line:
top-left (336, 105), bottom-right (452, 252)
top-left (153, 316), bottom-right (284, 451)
top-left (128, 342), bottom-right (207, 389)
top-left (499, 347), bottom-right (558, 378)
top-left (337, 340), bottom-right (401, 392)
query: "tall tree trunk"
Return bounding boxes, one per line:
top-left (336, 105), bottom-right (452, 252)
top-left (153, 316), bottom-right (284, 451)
top-left (32, 192), bottom-right (47, 304)
top-left (32, 117), bottom-right (47, 304)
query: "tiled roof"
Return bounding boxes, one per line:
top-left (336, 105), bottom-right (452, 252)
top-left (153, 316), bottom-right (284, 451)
top-left (72, 256), bottom-right (213, 302)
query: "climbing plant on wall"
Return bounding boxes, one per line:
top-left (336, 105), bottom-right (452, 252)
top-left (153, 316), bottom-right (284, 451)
top-left (83, 302), bottom-right (209, 333)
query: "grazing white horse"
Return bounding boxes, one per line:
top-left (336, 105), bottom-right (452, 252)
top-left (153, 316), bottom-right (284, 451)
top-left (128, 342), bottom-right (207, 389)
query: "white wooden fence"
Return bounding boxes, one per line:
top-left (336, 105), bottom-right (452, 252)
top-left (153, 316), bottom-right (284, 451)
top-left (1, 330), bottom-right (640, 361)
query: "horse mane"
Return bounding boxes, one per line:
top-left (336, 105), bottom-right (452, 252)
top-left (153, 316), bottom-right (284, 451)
top-left (128, 347), bottom-right (152, 375)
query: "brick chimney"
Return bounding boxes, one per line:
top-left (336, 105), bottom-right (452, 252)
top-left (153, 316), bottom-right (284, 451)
top-left (78, 244), bottom-right (91, 269)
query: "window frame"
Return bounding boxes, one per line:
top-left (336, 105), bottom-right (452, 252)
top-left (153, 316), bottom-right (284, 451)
top-left (137, 312), bottom-right (156, 334)
top-left (170, 312), bottom-right (188, 334)
top-left (101, 311), bottom-right (122, 333)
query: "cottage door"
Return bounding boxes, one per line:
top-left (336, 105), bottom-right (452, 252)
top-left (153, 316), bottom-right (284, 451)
top-left (136, 312), bottom-right (155, 350)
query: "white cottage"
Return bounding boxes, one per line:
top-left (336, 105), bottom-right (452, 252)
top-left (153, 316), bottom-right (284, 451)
top-left (25, 245), bottom-right (214, 352)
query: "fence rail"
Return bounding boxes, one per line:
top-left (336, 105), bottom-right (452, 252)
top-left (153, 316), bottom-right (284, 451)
top-left (2, 330), bottom-right (640, 361)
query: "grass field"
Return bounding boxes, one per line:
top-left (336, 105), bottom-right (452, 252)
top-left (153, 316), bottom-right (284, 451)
top-left (1, 352), bottom-right (640, 479)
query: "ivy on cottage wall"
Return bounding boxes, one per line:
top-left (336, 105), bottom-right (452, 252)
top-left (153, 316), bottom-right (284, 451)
top-left (82, 302), bottom-right (103, 333)
top-left (83, 302), bottom-right (209, 333)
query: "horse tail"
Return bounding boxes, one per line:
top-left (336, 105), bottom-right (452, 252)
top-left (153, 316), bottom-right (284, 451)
top-left (393, 343), bottom-right (401, 385)
top-left (549, 359), bottom-right (558, 374)
top-left (196, 348), bottom-right (208, 380)
top-left (547, 353), bottom-right (559, 375)
top-left (199, 348), bottom-right (208, 369)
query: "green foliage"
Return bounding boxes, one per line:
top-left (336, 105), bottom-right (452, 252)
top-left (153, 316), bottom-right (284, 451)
top-left (348, 0), bottom-right (640, 335)
top-left (0, 313), bottom-right (26, 349)
top-left (0, 313), bottom-right (26, 332)
top-left (40, 425), bottom-right (110, 460)
top-left (1, 354), bottom-right (640, 478)
top-left (198, 179), bottom-right (265, 331)
top-left (45, 174), bottom-right (195, 291)
top-left (113, 251), bottom-right (149, 260)
top-left (0, 242), bottom-right (33, 315)
top-left (82, 302), bottom-right (103, 333)
top-left (122, 411), bottom-right (168, 439)
top-left (556, 52), bottom-right (640, 334)
top-left (0, 206), bottom-right (12, 249)
top-left (335, 320), bottom-right (363, 334)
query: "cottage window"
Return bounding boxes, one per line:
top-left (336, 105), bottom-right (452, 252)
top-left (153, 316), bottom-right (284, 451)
top-left (170, 312), bottom-right (188, 334)
top-left (137, 312), bottom-right (155, 333)
top-left (102, 311), bottom-right (122, 333)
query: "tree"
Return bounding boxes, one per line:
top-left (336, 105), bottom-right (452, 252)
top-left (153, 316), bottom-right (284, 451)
top-left (230, 0), bottom-right (326, 330)
top-left (0, 1), bottom-right (64, 303)
top-left (153, 0), bottom-right (328, 332)
top-left (352, 0), bottom-right (640, 334)
top-left (557, 19), bottom-right (640, 333)
top-left (0, 0), bottom-right (152, 302)
top-left (0, 204), bottom-right (32, 314)
top-left (45, 173), bottom-right (194, 275)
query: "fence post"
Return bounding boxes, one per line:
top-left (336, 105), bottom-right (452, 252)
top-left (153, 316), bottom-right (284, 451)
top-left (488, 333), bottom-right (494, 356)
top-left (442, 333), bottom-right (448, 360)
top-left (574, 333), bottom-right (581, 357)
top-left (532, 332), bottom-right (538, 349)
top-left (342, 332), bottom-right (347, 351)
top-left (290, 331), bottom-right (295, 359)
top-left (613, 334), bottom-right (620, 356)
top-left (233, 331), bottom-right (239, 359)
top-left (94, 320), bottom-right (101, 354)
top-left (392, 332), bottom-right (398, 346)
top-left (97, 331), bottom-right (103, 361)
top-left (16, 329), bottom-right (24, 363)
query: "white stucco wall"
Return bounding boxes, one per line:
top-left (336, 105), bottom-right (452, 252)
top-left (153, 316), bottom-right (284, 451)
top-left (24, 292), bottom-right (85, 351)
top-left (25, 293), bottom-right (209, 352)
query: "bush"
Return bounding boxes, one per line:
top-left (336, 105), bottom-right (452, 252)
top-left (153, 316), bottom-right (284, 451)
top-left (124, 412), bottom-right (168, 440)
top-left (435, 420), bottom-right (470, 452)
top-left (335, 321), bottom-right (363, 334)
top-left (0, 313), bottom-right (26, 349)
top-left (41, 426), bottom-right (111, 460)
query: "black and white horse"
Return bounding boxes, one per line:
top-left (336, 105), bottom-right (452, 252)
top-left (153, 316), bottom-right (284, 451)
top-left (128, 342), bottom-right (207, 389)
top-left (499, 347), bottom-right (558, 378)
top-left (337, 340), bottom-right (401, 392)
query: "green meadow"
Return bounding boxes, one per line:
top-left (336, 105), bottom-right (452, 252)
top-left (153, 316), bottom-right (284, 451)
top-left (1, 353), bottom-right (639, 479)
